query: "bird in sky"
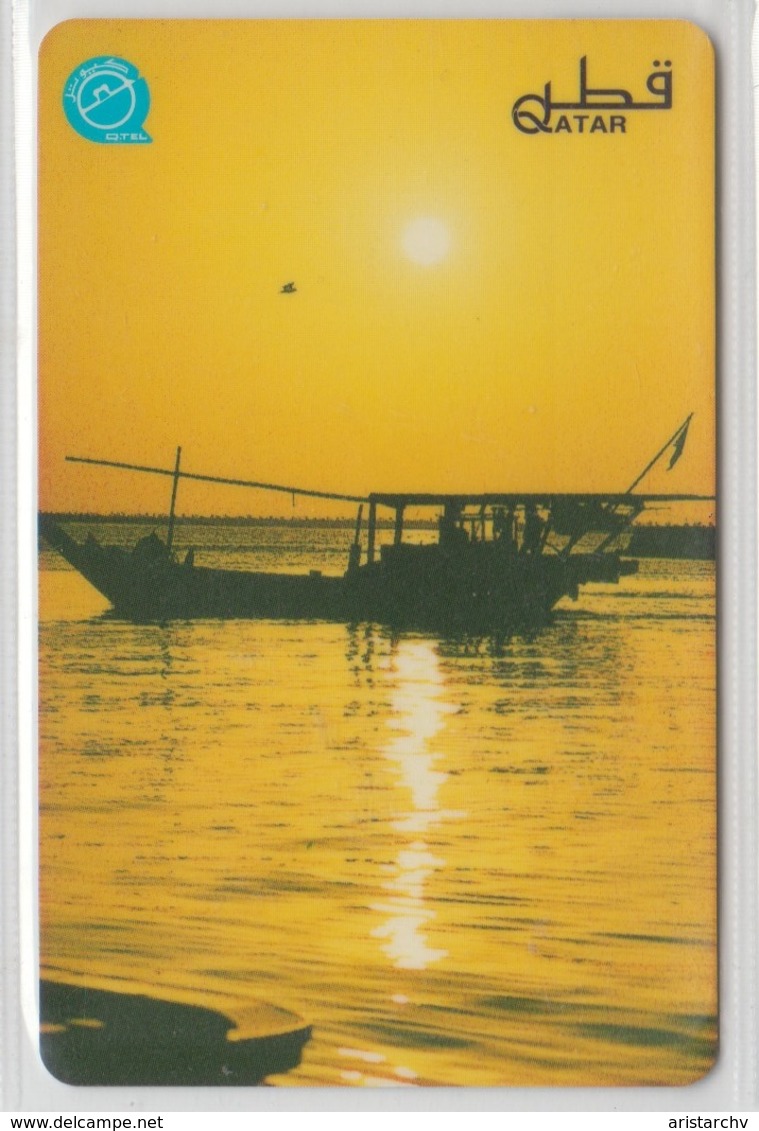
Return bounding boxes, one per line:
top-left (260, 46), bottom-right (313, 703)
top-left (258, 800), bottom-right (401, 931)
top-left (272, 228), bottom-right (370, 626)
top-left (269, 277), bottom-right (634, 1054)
top-left (280, 282), bottom-right (297, 294)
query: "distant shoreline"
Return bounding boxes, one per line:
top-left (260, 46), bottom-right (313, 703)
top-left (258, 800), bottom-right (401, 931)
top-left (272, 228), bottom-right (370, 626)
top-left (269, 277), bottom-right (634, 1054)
top-left (39, 512), bottom-right (432, 529)
top-left (39, 513), bottom-right (717, 551)
top-left (627, 525), bottom-right (715, 560)
top-left (39, 511), bottom-right (717, 526)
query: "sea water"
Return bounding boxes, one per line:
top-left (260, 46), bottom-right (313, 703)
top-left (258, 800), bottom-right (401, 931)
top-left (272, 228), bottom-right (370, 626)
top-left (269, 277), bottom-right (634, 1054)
top-left (38, 523), bottom-right (716, 1087)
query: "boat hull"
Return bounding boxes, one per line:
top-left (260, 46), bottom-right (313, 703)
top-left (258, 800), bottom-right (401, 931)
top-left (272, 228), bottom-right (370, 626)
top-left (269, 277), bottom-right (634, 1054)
top-left (40, 518), bottom-right (634, 630)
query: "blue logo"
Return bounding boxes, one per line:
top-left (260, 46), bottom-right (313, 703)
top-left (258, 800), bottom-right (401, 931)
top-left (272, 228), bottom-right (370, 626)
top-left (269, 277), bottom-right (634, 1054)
top-left (63, 57), bottom-right (151, 144)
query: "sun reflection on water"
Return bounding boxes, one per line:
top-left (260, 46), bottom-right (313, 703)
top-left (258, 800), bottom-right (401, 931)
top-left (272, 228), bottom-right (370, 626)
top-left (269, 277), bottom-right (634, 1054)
top-left (371, 640), bottom-right (461, 970)
top-left (39, 552), bottom-right (717, 1086)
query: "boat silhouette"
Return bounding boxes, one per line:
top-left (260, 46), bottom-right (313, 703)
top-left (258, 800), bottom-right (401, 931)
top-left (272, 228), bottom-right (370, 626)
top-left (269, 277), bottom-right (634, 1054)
top-left (40, 418), bottom-right (711, 630)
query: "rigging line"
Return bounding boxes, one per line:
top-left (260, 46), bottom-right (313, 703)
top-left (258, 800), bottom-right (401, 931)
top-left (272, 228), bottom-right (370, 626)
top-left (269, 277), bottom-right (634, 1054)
top-left (65, 455), bottom-right (369, 505)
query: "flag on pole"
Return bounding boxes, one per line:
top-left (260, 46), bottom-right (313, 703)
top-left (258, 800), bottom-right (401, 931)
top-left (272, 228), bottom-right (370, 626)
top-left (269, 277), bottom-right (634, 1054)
top-left (668, 418), bottom-right (690, 469)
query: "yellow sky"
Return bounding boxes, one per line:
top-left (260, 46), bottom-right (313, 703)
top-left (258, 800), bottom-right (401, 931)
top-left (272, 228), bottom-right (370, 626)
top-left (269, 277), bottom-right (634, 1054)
top-left (39, 19), bottom-right (715, 517)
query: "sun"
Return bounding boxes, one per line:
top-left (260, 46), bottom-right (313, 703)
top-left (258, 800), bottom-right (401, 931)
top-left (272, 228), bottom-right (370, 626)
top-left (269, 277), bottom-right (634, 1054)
top-left (401, 217), bottom-right (451, 266)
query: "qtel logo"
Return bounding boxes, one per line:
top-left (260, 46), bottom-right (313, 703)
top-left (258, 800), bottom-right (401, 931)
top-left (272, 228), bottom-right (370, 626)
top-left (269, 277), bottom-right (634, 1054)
top-left (63, 57), bottom-right (152, 144)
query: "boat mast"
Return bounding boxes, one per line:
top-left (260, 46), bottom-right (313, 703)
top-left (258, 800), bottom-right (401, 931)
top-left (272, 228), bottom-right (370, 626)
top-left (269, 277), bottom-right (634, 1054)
top-left (624, 413), bottom-right (693, 494)
top-left (559, 414), bottom-right (694, 557)
top-left (592, 414), bottom-right (694, 555)
top-left (166, 446), bottom-right (182, 553)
